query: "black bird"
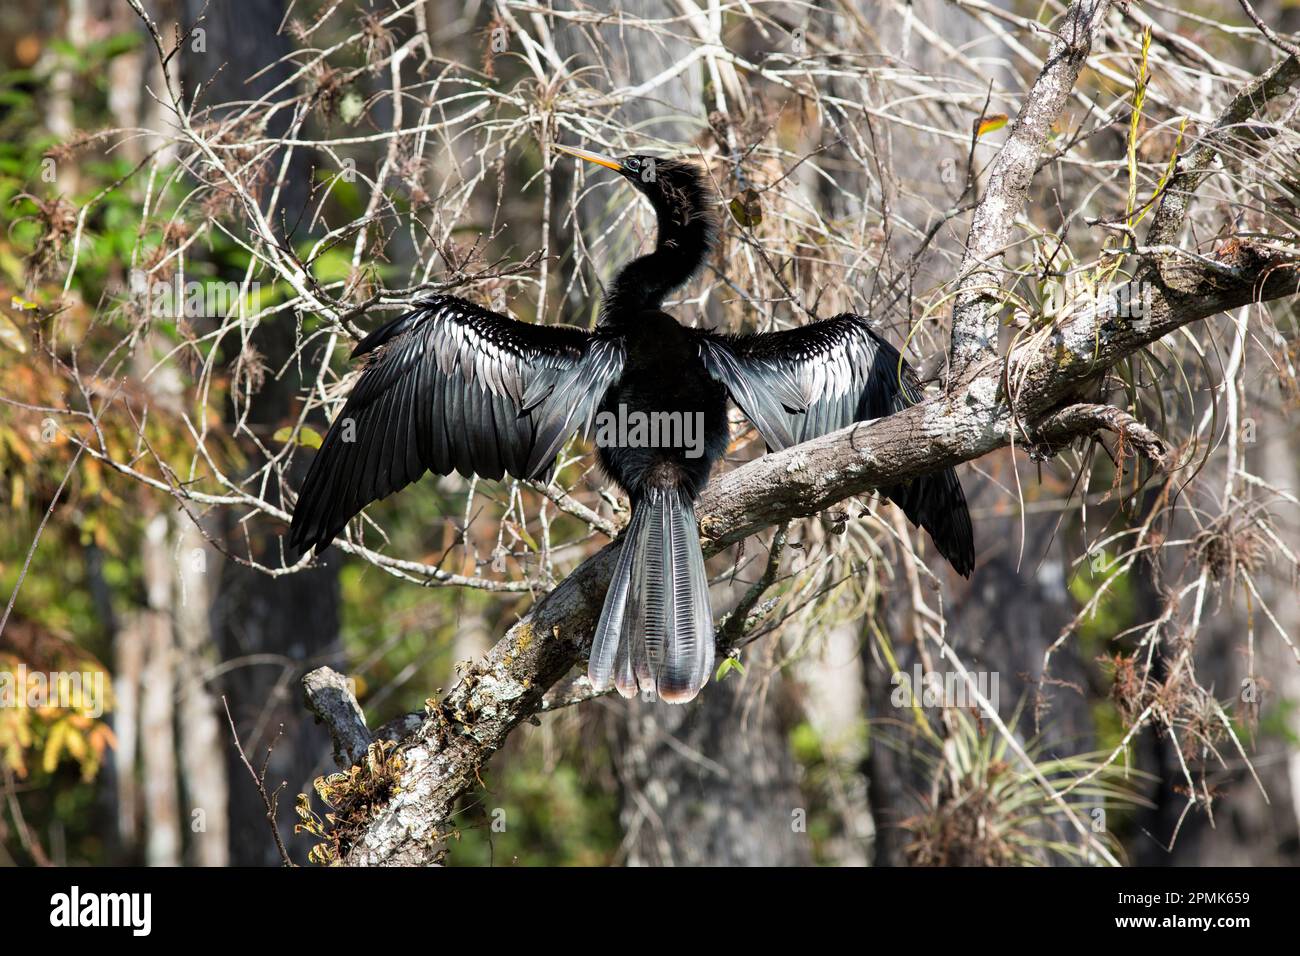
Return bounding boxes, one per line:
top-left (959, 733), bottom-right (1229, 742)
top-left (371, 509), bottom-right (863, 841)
top-left (289, 145), bottom-right (974, 703)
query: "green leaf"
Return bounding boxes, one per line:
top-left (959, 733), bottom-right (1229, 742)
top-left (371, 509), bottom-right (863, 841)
top-left (310, 248), bottom-right (354, 284)
top-left (715, 656), bottom-right (745, 681)
top-left (728, 188), bottom-right (762, 229)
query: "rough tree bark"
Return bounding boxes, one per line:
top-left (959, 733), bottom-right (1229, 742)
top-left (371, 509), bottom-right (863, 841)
top-left (948, 0), bottom-right (1114, 378)
top-left (846, 0), bottom-right (1098, 868)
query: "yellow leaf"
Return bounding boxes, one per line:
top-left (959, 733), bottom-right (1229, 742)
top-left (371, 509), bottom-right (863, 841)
top-left (64, 726), bottom-right (87, 762)
top-left (975, 113), bottom-right (1009, 138)
top-left (3, 428), bottom-right (33, 464)
top-left (274, 425), bottom-right (323, 449)
top-left (82, 457), bottom-right (103, 496)
top-left (512, 522), bottom-right (539, 552)
top-left (43, 719), bottom-right (67, 773)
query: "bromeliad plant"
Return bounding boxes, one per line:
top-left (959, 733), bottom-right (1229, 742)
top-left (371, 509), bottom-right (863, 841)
top-left (896, 705), bottom-right (1152, 867)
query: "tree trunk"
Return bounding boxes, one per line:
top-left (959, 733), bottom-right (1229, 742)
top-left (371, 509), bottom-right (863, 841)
top-left (138, 510), bottom-right (182, 866)
top-left (174, 521), bottom-right (229, 867)
top-left (795, 619), bottom-right (873, 866)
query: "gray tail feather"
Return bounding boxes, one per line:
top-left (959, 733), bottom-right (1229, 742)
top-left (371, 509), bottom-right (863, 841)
top-left (588, 485), bottom-right (714, 703)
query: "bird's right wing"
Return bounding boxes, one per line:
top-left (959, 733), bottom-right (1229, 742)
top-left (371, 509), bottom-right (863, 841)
top-left (697, 314), bottom-right (974, 576)
top-left (289, 294), bottom-right (624, 555)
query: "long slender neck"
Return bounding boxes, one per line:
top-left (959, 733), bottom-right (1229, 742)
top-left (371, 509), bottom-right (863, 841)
top-left (603, 189), bottom-right (714, 321)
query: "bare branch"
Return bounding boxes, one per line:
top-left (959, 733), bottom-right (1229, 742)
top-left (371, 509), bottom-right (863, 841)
top-left (1146, 53), bottom-right (1300, 246)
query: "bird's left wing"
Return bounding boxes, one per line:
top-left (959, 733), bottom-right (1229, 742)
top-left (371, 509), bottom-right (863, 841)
top-left (696, 313), bottom-right (919, 447)
top-left (697, 314), bottom-right (974, 576)
top-left (289, 294), bottom-right (624, 555)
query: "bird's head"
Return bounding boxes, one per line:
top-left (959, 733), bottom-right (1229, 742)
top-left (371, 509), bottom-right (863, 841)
top-left (556, 145), bottom-right (713, 236)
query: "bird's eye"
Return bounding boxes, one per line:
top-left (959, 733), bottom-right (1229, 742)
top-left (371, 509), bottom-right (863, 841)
top-left (625, 157), bottom-right (641, 170)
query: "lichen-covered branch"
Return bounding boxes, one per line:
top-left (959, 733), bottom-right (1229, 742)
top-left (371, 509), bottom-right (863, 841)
top-left (947, 0), bottom-right (1114, 379)
top-left (303, 14), bottom-right (1300, 865)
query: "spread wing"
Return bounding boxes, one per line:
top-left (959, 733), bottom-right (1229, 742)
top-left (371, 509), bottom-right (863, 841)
top-left (289, 294), bottom-right (624, 555)
top-left (698, 314), bottom-right (975, 576)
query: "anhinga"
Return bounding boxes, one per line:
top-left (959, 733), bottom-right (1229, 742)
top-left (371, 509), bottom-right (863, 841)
top-left (289, 146), bottom-right (975, 703)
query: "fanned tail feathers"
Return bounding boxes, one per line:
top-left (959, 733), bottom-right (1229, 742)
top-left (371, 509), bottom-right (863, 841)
top-left (588, 486), bottom-right (714, 704)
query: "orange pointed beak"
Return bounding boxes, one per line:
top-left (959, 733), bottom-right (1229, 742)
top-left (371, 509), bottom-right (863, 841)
top-left (554, 144), bottom-right (621, 171)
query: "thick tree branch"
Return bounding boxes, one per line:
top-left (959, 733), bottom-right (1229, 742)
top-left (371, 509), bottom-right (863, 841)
top-left (303, 666), bottom-right (425, 770)
top-left (948, 0), bottom-right (1113, 379)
